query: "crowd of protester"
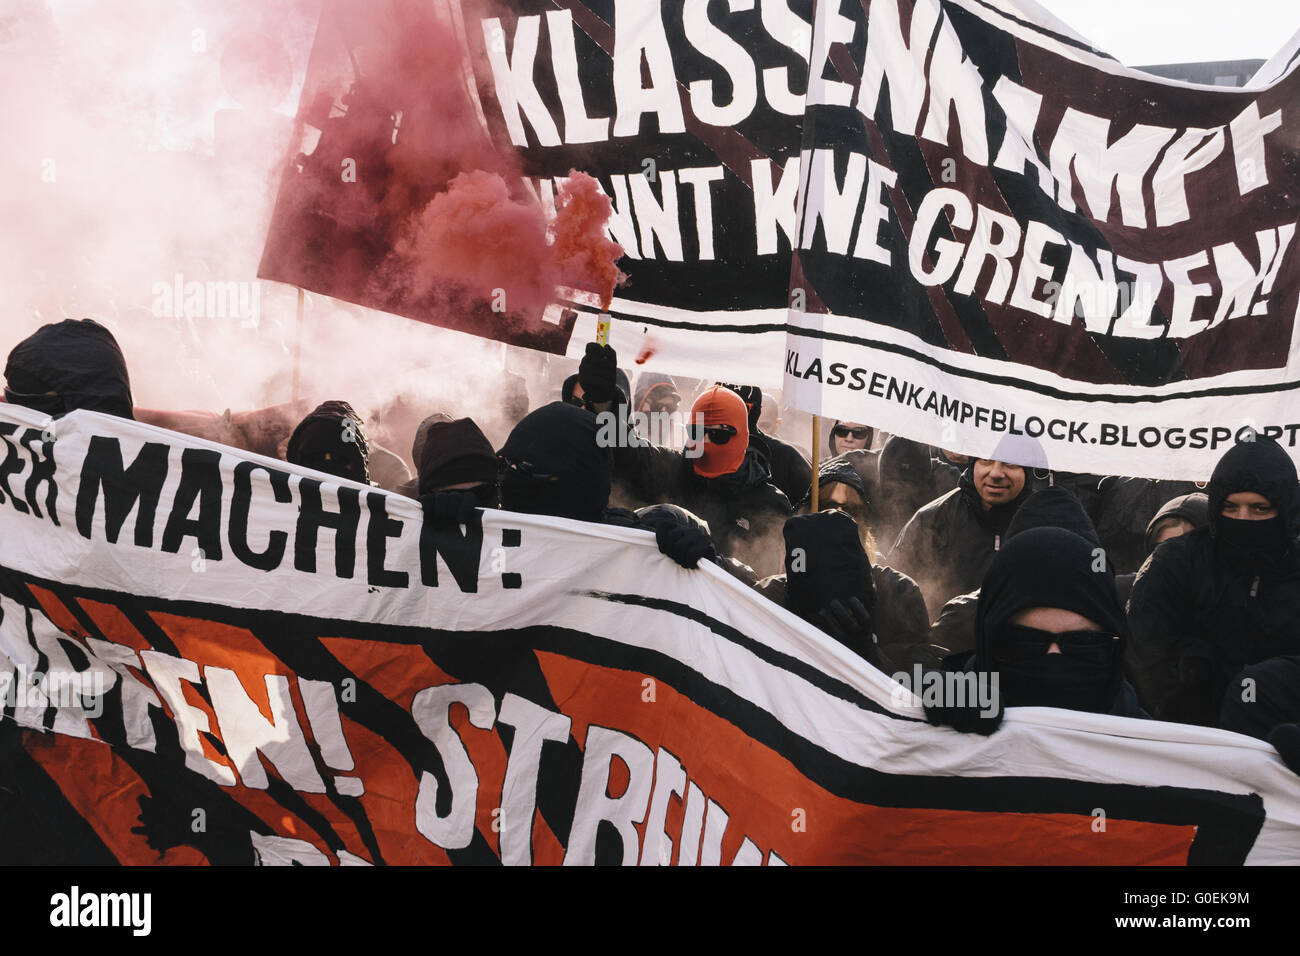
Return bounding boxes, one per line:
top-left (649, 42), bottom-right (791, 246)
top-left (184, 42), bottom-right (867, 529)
top-left (7, 318), bottom-right (1300, 774)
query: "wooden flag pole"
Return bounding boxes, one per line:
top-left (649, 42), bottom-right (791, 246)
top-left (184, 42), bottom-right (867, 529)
top-left (810, 416), bottom-right (821, 511)
top-left (291, 287), bottom-right (305, 403)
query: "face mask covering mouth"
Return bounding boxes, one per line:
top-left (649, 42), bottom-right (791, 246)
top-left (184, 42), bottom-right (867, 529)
top-left (1218, 515), bottom-right (1286, 559)
top-left (993, 624), bottom-right (1118, 713)
top-left (4, 387), bottom-right (65, 418)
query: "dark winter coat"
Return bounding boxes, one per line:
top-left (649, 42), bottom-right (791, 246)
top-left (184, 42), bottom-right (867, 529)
top-left (875, 437), bottom-right (946, 547)
top-left (614, 437), bottom-right (791, 575)
top-left (1126, 438), bottom-right (1300, 726)
top-left (751, 429), bottom-right (812, 507)
top-left (1116, 492), bottom-right (1211, 604)
top-left (1094, 476), bottom-right (1201, 573)
top-left (888, 466), bottom-right (1033, 612)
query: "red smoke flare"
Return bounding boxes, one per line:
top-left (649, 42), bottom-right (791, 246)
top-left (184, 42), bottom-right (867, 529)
top-left (551, 172), bottom-right (626, 310)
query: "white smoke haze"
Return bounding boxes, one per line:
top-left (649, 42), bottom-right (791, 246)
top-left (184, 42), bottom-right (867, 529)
top-left (0, 0), bottom-right (822, 480)
top-left (0, 0), bottom-right (565, 461)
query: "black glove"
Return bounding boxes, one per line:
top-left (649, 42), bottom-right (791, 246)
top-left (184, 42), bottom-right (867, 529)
top-left (654, 522), bottom-right (716, 569)
top-left (420, 490), bottom-right (478, 527)
top-left (817, 597), bottom-right (882, 669)
top-left (1268, 723), bottom-right (1300, 776)
top-left (578, 342), bottom-right (618, 405)
top-left (923, 670), bottom-right (1004, 735)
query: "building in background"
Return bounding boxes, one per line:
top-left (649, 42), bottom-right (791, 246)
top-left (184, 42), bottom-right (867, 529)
top-left (1138, 58), bottom-right (1267, 86)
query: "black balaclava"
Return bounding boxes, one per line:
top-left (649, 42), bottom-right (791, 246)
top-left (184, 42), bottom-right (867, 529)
top-left (499, 401), bottom-right (612, 523)
top-left (1005, 486), bottom-right (1100, 545)
top-left (4, 318), bottom-right (135, 419)
top-left (561, 371), bottom-right (630, 409)
top-left (287, 401), bottom-right (370, 484)
top-left (411, 412), bottom-right (453, 467)
top-left (975, 527), bottom-right (1127, 713)
top-left (1206, 436), bottom-right (1300, 565)
top-left (417, 417), bottom-right (499, 500)
top-left (782, 510), bottom-right (873, 623)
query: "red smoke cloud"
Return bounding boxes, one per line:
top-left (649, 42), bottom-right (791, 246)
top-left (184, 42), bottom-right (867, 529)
top-left (261, 0), bottom-right (625, 344)
top-left (393, 169), bottom-right (556, 313)
top-left (552, 173), bottom-right (627, 310)
top-left (391, 168), bottom-right (626, 316)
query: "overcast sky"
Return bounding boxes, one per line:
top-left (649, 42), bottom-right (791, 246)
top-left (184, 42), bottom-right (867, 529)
top-left (1038, 0), bottom-right (1300, 65)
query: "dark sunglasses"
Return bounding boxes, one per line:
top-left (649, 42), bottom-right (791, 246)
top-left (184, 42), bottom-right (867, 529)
top-left (832, 426), bottom-right (870, 440)
top-left (995, 624), bottom-right (1119, 665)
top-left (686, 423), bottom-right (738, 445)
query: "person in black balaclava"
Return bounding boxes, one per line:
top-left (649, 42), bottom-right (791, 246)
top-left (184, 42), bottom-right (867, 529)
top-left (500, 401), bottom-right (612, 523)
top-left (1128, 435), bottom-right (1300, 727)
top-left (415, 417), bottom-right (499, 502)
top-left (930, 485), bottom-right (1102, 657)
top-left (756, 510), bottom-right (942, 672)
top-left (4, 318), bottom-right (134, 419)
top-left (978, 528), bottom-right (1137, 714)
top-left (286, 400), bottom-right (370, 484)
top-left (925, 526), bottom-right (1141, 735)
top-left (400, 414), bottom-right (502, 527)
top-left (562, 345), bottom-right (631, 412)
top-left (498, 401), bottom-right (716, 569)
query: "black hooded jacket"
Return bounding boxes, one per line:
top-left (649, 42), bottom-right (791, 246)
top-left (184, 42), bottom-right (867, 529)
top-left (499, 403), bottom-right (734, 579)
top-left (500, 402), bottom-right (612, 523)
top-left (717, 384), bottom-right (812, 506)
top-left (1113, 492), bottom-right (1210, 605)
top-left (888, 465), bottom-right (1034, 612)
top-left (751, 430), bottom-right (812, 508)
top-left (1144, 492), bottom-right (1211, 555)
top-left (4, 318), bottom-right (134, 419)
top-left (1094, 476), bottom-right (1201, 573)
top-left (1127, 437), bottom-right (1300, 726)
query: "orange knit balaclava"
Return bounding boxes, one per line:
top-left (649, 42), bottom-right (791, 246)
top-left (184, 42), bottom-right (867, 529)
top-left (687, 385), bottom-right (749, 478)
